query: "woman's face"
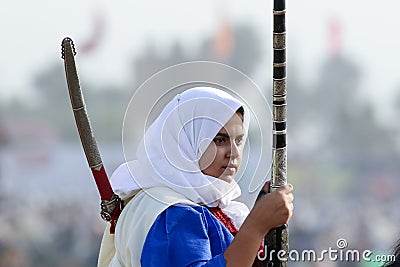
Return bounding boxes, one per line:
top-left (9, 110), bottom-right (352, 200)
top-left (198, 112), bottom-right (244, 183)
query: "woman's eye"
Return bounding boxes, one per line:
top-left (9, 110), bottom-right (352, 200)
top-left (235, 136), bottom-right (243, 145)
top-left (213, 137), bottom-right (227, 144)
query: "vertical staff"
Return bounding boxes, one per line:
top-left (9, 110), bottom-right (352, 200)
top-left (266, 0), bottom-right (288, 265)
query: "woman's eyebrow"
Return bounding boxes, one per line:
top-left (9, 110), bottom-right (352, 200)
top-left (215, 133), bottom-right (230, 139)
top-left (215, 133), bottom-right (245, 139)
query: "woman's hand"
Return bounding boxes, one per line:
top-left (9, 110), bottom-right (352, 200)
top-left (224, 182), bottom-right (293, 267)
top-left (247, 182), bottom-right (294, 236)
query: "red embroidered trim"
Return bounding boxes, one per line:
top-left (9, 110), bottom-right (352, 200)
top-left (207, 207), bottom-right (265, 266)
top-left (206, 207), bottom-right (238, 236)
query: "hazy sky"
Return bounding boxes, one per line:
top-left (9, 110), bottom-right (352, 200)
top-left (2, 0), bottom-right (400, 120)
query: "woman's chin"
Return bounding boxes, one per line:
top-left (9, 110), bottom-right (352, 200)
top-left (219, 174), bottom-right (234, 183)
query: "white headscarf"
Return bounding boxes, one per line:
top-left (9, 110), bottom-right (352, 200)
top-left (111, 87), bottom-right (250, 210)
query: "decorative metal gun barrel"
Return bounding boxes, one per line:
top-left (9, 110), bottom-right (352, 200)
top-left (61, 37), bottom-right (123, 234)
top-left (266, 0), bottom-right (289, 265)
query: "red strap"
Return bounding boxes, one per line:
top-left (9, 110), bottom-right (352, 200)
top-left (207, 207), bottom-right (265, 266)
top-left (109, 204), bottom-right (123, 234)
top-left (206, 207), bottom-right (238, 236)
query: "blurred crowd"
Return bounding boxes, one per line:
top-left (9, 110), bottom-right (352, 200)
top-left (0, 140), bottom-right (398, 267)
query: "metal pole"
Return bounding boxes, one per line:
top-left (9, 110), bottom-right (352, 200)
top-left (266, 0), bottom-right (289, 265)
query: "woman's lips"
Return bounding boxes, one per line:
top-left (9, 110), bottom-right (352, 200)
top-left (223, 165), bottom-right (237, 173)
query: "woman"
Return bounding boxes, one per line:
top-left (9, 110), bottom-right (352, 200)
top-left (98, 87), bottom-right (293, 267)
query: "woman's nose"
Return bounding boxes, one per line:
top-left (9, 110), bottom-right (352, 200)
top-left (227, 141), bottom-right (240, 159)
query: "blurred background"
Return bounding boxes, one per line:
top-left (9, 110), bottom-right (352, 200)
top-left (0, 0), bottom-right (399, 266)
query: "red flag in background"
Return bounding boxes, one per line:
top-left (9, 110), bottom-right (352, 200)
top-left (80, 12), bottom-right (106, 55)
top-left (212, 18), bottom-right (234, 60)
top-left (329, 18), bottom-right (343, 58)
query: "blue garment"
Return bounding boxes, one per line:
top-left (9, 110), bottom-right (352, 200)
top-left (141, 204), bottom-right (234, 267)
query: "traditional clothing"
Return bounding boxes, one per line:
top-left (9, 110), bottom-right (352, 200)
top-left (98, 87), bottom-right (250, 267)
top-left (142, 205), bottom-right (233, 266)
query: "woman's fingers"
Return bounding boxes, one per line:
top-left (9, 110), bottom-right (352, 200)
top-left (277, 183), bottom-right (293, 193)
